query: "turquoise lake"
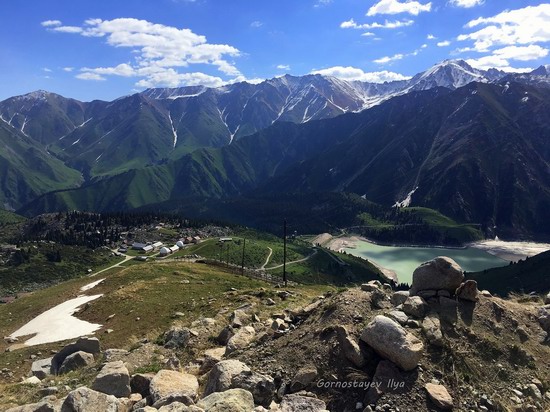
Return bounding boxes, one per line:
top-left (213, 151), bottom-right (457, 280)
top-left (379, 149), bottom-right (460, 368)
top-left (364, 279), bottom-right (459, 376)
top-left (343, 240), bottom-right (508, 285)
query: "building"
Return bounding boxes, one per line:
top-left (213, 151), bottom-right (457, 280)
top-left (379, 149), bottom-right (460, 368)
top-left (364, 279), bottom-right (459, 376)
top-left (192, 236), bottom-right (201, 244)
top-left (176, 240), bottom-right (185, 248)
top-left (159, 247), bottom-right (171, 256)
top-left (142, 245), bottom-right (154, 253)
top-left (169, 245), bottom-right (179, 253)
top-left (152, 241), bottom-right (163, 250)
top-left (132, 242), bottom-right (147, 250)
top-left (219, 237), bottom-right (233, 242)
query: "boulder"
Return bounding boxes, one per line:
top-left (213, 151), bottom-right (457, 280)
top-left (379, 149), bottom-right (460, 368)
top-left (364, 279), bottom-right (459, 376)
top-left (204, 359), bottom-right (250, 395)
top-left (537, 306), bottom-right (550, 334)
top-left (217, 326), bottom-right (235, 345)
top-left (197, 388), bottom-right (254, 412)
top-left (422, 315), bottom-right (444, 347)
top-left (199, 347), bottom-right (226, 375)
top-left (6, 399), bottom-right (60, 412)
top-left (456, 280), bottom-right (479, 302)
top-left (402, 296), bottom-right (428, 318)
top-left (545, 292), bottom-right (550, 305)
top-left (410, 257), bottom-right (464, 296)
top-left (231, 370), bottom-right (276, 407)
top-left (91, 360), bottom-right (131, 398)
top-left (387, 310), bottom-right (408, 326)
top-left (158, 403), bottom-right (204, 411)
top-left (153, 394), bottom-right (195, 409)
top-left (425, 383), bottom-right (453, 410)
top-left (360, 315), bottom-right (424, 371)
top-left (417, 290), bottom-right (437, 299)
top-left (149, 370), bottom-right (199, 404)
top-left (280, 394), bottom-right (328, 412)
top-left (290, 367), bottom-right (318, 392)
top-left (22, 376), bottom-right (41, 385)
top-left (59, 351), bottom-right (95, 374)
top-left (131, 373), bottom-right (155, 397)
top-left (61, 386), bottom-right (122, 411)
top-left (51, 337), bottom-right (100, 374)
top-left (390, 291), bottom-right (409, 306)
top-left (164, 327), bottom-right (192, 349)
top-left (230, 309), bottom-right (249, 328)
top-left (225, 326), bottom-right (256, 354)
top-left (334, 326), bottom-right (367, 367)
top-left (364, 360), bottom-right (404, 404)
top-left (271, 319), bottom-right (288, 331)
top-left (31, 357), bottom-right (53, 380)
top-left (361, 283), bottom-right (379, 292)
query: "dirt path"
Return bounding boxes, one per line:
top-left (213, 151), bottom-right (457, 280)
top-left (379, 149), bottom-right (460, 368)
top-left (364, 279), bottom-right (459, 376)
top-left (88, 252), bottom-right (133, 277)
top-left (260, 247), bottom-right (273, 269)
top-left (265, 249), bottom-right (318, 270)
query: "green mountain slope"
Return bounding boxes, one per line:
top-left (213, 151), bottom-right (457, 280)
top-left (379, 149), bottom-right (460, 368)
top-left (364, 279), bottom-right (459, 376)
top-left (0, 122), bottom-right (82, 210)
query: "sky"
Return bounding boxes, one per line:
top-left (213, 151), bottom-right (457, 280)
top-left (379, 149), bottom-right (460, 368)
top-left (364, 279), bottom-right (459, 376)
top-left (1, 0), bottom-right (549, 101)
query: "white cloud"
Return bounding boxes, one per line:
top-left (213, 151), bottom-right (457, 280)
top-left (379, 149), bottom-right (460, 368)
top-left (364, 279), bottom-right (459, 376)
top-left (75, 72), bottom-right (106, 81)
top-left (458, 4), bottom-right (550, 52)
top-left (41, 20), bottom-right (61, 27)
top-left (449, 0), bottom-right (483, 8)
top-left (42, 67), bottom-right (52, 72)
top-left (44, 18), bottom-right (249, 88)
top-left (341, 18), bottom-right (414, 30)
top-left (52, 26), bottom-right (83, 34)
top-left (311, 66), bottom-right (411, 82)
top-left (427, 34), bottom-right (436, 40)
top-left (367, 0), bottom-right (432, 16)
top-left (465, 56), bottom-right (533, 73)
top-left (63, 67), bottom-right (74, 72)
top-left (373, 53), bottom-right (404, 64)
top-left (277, 64), bottom-right (291, 70)
top-left (250, 21), bottom-right (263, 28)
top-left (421, 43), bottom-right (428, 48)
top-left (314, 0), bottom-right (332, 8)
top-left (437, 40), bottom-right (451, 47)
top-left (361, 32), bottom-right (375, 37)
top-left (492, 45), bottom-right (548, 61)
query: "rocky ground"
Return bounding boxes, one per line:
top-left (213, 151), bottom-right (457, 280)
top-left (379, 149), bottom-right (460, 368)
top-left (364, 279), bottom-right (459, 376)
top-left (1, 257), bottom-right (550, 412)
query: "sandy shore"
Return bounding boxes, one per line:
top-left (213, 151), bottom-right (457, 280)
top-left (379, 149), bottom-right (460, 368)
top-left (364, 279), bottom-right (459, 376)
top-left (468, 240), bottom-right (550, 262)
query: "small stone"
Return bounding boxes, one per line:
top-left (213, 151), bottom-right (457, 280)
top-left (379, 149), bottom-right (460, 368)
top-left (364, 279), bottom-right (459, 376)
top-left (290, 367), bottom-right (318, 392)
top-left (425, 383), bottom-right (453, 410)
top-left (402, 296), bottom-right (428, 318)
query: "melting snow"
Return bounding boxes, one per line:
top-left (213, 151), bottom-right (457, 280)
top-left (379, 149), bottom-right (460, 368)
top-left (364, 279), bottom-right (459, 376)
top-left (168, 112), bottom-right (178, 148)
top-left (80, 278), bottom-right (105, 292)
top-left (8, 294), bottom-right (103, 346)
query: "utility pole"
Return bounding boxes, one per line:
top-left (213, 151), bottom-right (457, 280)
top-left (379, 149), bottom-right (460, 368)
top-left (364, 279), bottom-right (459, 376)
top-left (226, 243), bottom-right (230, 268)
top-left (241, 238), bottom-right (246, 276)
top-left (283, 219), bottom-right (287, 287)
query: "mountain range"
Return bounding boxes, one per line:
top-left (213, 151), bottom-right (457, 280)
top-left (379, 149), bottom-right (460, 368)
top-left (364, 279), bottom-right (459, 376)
top-left (2, 60), bottom-right (550, 239)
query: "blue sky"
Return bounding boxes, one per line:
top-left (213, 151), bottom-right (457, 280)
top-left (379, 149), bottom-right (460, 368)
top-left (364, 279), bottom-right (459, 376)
top-left (1, 0), bottom-right (549, 101)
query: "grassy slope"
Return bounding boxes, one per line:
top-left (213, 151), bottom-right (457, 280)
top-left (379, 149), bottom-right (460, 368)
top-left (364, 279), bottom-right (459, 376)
top-left (467, 250), bottom-right (550, 295)
top-left (0, 260), bottom-right (332, 400)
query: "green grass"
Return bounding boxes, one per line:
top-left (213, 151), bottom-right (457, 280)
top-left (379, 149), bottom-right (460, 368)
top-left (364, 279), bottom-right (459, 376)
top-left (0, 210), bottom-right (26, 225)
top-left (467, 250), bottom-right (550, 296)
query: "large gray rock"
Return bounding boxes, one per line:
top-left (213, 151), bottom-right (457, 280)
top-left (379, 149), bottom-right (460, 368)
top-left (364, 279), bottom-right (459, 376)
top-left (537, 306), bottom-right (550, 334)
top-left (164, 327), bottom-right (192, 349)
top-left (59, 351), bottom-right (95, 374)
top-left (456, 280), bottom-right (479, 302)
top-left (402, 296), bottom-right (428, 318)
top-left (410, 257), bottom-right (464, 296)
top-left (52, 337), bottom-right (100, 374)
top-left (158, 403), bottom-right (204, 412)
top-left (91, 360), bottom-right (131, 398)
top-left (197, 388), bottom-right (254, 412)
top-left (335, 326), bottom-right (367, 367)
top-left (387, 310), bottom-right (408, 326)
top-left (204, 360), bottom-right (250, 395)
top-left (230, 370), bottom-right (276, 407)
top-left (225, 326), bottom-right (256, 354)
top-left (61, 387), bottom-right (122, 411)
top-left (360, 315), bottom-right (424, 371)
top-left (545, 292), bottom-right (550, 305)
top-left (280, 394), bottom-right (328, 412)
top-left (149, 369), bottom-right (199, 404)
top-left (217, 326), bottom-right (235, 345)
top-left (31, 357), bottom-right (53, 380)
top-left (229, 309), bottom-right (249, 328)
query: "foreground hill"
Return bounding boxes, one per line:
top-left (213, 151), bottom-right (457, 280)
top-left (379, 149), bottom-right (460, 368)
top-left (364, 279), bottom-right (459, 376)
top-left (0, 257), bottom-right (548, 411)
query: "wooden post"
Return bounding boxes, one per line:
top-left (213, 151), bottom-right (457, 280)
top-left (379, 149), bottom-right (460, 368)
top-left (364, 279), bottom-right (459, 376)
top-left (241, 238), bottom-right (246, 276)
top-left (283, 219), bottom-right (287, 287)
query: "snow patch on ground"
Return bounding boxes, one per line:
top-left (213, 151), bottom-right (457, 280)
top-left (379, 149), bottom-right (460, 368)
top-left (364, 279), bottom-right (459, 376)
top-left (8, 294), bottom-right (103, 346)
top-left (80, 278), bottom-right (105, 292)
